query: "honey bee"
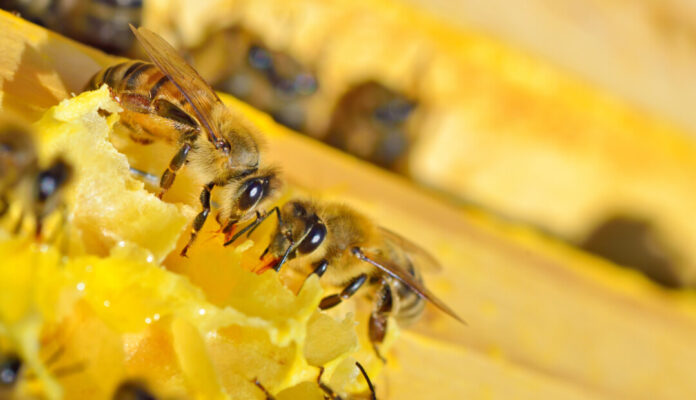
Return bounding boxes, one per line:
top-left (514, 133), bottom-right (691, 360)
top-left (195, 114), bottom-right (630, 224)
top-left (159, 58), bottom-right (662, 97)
top-left (190, 27), bottom-right (319, 132)
top-left (1, 0), bottom-right (141, 55)
top-left (85, 25), bottom-right (281, 256)
top-left (112, 380), bottom-right (157, 400)
top-left (231, 199), bottom-right (464, 360)
top-left (255, 361), bottom-right (376, 400)
top-left (0, 120), bottom-right (73, 236)
top-left (0, 345), bottom-right (84, 398)
top-left (323, 81), bottom-right (417, 171)
top-left (0, 352), bottom-right (22, 393)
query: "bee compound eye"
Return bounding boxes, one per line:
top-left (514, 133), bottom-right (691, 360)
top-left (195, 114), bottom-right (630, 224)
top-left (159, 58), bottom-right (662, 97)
top-left (294, 72), bottom-right (317, 96)
top-left (36, 160), bottom-right (71, 202)
top-left (238, 179), bottom-right (265, 211)
top-left (113, 380), bottom-right (157, 400)
top-left (248, 46), bottom-right (272, 70)
top-left (297, 220), bottom-right (327, 254)
top-left (0, 354), bottom-right (22, 386)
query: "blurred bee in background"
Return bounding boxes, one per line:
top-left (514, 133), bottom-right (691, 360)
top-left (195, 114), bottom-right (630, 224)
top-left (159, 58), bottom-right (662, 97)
top-left (112, 380), bottom-right (158, 400)
top-left (3, 1), bottom-right (421, 174)
top-left (190, 27), bottom-right (319, 132)
top-left (0, 0), bottom-right (142, 55)
top-left (85, 26), bottom-right (281, 256)
top-left (0, 120), bottom-right (73, 237)
top-left (255, 361), bottom-right (377, 400)
top-left (0, 121), bottom-right (37, 203)
top-left (229, 199), bottom-right (463, 360)
top-left (0, 342), bottom-right (85, 398)
top-left (0, 352), bottom-right (22, 395)
top-left (324, 81), bottom-right (417, 171)
top-left (189, 28), bottom-right (418, 172)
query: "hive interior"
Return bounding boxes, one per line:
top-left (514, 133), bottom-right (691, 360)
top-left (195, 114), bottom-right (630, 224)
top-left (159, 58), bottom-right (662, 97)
top-left (0, 86), bottom-right (382, 399)
top-left (7, 9), bottom-right (696, 400)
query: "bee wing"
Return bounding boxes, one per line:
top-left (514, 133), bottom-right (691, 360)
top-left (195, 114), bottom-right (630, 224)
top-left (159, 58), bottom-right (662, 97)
top-left (377, 226), bottom-right (442, 273)
top-left (129, 25), bottom-right (224, 148)
top-left (353, 248), bottom-right (466, 325)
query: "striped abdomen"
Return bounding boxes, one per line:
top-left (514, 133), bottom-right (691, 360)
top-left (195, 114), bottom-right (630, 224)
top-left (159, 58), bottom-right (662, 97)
top-left (391, 257), bottom-right (426, 327)
top-left (86, 60), bottom-right (181, 106)
top-left (86, 60), bottom-right (199, 142)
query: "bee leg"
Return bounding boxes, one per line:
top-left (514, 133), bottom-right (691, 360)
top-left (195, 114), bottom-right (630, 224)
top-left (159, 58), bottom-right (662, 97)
top-left (51, 361), bottom-right (87, 379)
top-left (319, 273), bottom-right (368, 310)
top-left (253, 379), bottom-right (276, 400)
top-left (42, 203), bottom-right (67, 244)
top-left (55, 205), bottom-right (72, 255)
top-left (0, 195), bottom-right (8, 217)
top-left (13, 209), bottom-right (25, 235)
top-left (296, 260), bottom-right (329, 295)
top-left (369, 283), bottom-right (393, 363)
top-left (356, 361), bottom-right (378, 400)
top-left (157, 142), bottom-right (191, 199)
top-left (316, 366), bottom-right (342, 400)
top-left (180, 182), bottom-right (215, 257)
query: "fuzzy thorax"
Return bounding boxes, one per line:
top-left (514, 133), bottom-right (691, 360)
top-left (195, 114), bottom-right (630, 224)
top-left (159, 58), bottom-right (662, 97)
top-left (187, 105), bottom-right (263, 184)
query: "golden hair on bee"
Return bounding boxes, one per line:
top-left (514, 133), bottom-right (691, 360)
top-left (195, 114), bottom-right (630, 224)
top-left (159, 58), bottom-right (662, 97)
top-left (84, 25), bottom-right (282, 257)
top-left (227, 198), bottom-right (464, 361)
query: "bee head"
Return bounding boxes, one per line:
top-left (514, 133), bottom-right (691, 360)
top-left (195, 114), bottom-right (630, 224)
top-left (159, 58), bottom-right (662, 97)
top-left (35, 158), bottom-right (73, 204)
top-left (219, 166), bottom-right (282, 225)
top-left (0, 353), bottom-right (22, 388)
top-left (247, 44), bottom-right (318, 98)
top-left (112, 380), bottom-right (157, 400)
top-left (212, 106), bottom-right (263, 175)
top-left (261, 199), bottom-right (327, 272)
top-left (243, 42), bottom-right (317, 131)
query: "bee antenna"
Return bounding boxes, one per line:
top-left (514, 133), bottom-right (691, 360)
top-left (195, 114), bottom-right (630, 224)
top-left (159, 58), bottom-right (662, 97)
top-left (224, 207), bottom-right (281, 246)
top-left (316, 366), bottom-right (340, 399)
top-left (224, 215), bottom-right (261, 246)
top-left (274, 240), bottom-right (295, 272)
top-left (245, 207), bottom-right (281, 239)
top-left (274, 220), bottom-right (316, 272)
top-left (355, 362), bottom-right (377, 400)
